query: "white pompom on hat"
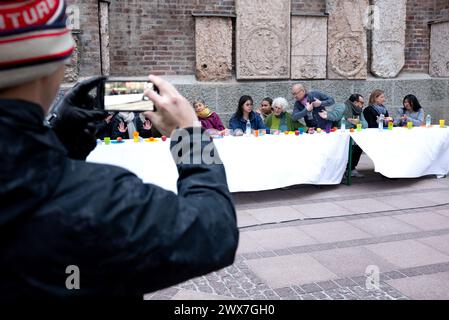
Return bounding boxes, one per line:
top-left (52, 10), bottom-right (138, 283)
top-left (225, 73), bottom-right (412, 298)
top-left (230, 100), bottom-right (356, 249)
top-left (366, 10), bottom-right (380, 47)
top-left (0, 0), bottom-right (75, 89)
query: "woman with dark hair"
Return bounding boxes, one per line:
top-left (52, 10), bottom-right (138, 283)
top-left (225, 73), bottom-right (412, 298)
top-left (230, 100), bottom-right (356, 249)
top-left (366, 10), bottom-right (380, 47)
top-left (394, 94), bottom-right (425, 127)
top-left (363, 89), bottom-right (394, 128)
top-left (229, 95), bottom-right (266, 132)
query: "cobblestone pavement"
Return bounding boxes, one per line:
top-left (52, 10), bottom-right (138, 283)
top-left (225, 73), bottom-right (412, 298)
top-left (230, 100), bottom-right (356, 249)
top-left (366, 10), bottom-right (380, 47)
top-left (146, 156), bottom-right (449, 300)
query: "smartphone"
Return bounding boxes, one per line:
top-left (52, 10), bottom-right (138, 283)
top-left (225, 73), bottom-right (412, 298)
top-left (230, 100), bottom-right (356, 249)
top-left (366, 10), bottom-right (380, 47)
top-left (100, 80), bottom-right (158, 112)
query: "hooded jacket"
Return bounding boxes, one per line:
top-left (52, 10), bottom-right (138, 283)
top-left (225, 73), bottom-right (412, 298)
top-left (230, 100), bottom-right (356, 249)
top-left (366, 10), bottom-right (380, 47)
top-left (0, 99), bottom-right (238, 299)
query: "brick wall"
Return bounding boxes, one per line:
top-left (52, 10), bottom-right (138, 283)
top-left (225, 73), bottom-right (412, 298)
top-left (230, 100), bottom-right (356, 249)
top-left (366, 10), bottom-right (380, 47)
top-left (403, 0), bottom-right (435, 73)
top-left (435, 0), bottom-right (449, 19)
top-left (71, 0), bottom-right (444, 77)
top-left (66, 0), bottom-right (101, 76)
top-left (291, 0), bottom-right (325, 13)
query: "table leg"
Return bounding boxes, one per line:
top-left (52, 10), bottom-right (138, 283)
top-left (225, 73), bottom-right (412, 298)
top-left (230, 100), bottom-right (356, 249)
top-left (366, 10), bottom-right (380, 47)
top-left (346, 137), bottom-right (353, 186)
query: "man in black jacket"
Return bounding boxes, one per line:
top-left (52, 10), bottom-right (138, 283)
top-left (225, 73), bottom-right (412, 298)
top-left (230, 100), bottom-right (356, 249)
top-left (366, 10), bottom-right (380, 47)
top-left (0, 0), bottom-right (238, 299)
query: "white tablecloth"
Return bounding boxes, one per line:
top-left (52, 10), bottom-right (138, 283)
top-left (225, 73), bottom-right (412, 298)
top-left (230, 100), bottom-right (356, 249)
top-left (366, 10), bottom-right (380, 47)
top-left (350, 127), bottom-right (449, 178)
top-left (87, 133), bottom-right (351, 193)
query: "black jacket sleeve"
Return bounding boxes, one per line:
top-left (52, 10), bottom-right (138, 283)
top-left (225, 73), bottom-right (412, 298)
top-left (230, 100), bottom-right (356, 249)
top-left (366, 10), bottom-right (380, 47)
top-left (69, 127), bottom-right (238, 297)
top-left (363, 107), bottom-right (378, 128)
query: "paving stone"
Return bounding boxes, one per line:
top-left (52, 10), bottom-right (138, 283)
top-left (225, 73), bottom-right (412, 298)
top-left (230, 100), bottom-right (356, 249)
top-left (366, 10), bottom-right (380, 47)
top-left (366, 240), bottom-right (449, 269)
top-left (347, 216), bottom-right (420, 237)
top-left (383, 271), bottom-right (407, 280)
top-left (300, 283), bottom-right (323, 293)
top-left (336, 198), bottom-right (396, 214)
top-left (274, 287), bottom-right (297, 298)
top-left (292, 202), bottom-right (355, 219)
top-left (334, 278), bottom-right (358, 287)
top-left (245, 254), bottom-right (338, 288)
top-left (310, 246), bottom-right (397, 278)
top-left (394, 212), bottom-right (449, 231)
top-left (387, 272), bottom-right (449, 300)
top-left (417, 234), bottom-right (449, 256)
top-left (299, 221), bottom-right (372, 244)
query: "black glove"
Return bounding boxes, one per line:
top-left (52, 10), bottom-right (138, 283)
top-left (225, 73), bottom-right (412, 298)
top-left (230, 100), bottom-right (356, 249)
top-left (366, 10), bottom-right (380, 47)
top-left (48, 76), bottom-right (108, 160)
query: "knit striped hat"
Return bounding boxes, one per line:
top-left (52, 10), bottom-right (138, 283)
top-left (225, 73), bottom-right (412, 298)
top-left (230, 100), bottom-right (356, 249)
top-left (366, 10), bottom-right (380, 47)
top-left (0, 0), bottom-right (75, 89)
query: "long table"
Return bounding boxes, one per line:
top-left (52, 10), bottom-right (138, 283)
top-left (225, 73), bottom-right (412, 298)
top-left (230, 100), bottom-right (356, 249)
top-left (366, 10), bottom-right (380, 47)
top-left (350, 126), bottom-right (449, 179)
top-left (87, 127), bottom-right (449, 193)
top-left (87, 133), bottom-right (351, 193)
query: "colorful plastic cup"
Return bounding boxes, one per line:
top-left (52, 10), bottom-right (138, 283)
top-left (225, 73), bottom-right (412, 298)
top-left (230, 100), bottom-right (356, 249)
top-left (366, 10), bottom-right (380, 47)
top-left (440, 120), bottom-right (445, 128)
top-left (356, 124), bottom-right (362, 132)
top-left (407, 121), bottom-right (413, 129)
top-left (254, 130), bottom-right (259, 137)
top-left (299, 128), bottom-right (304, 135)
top-left (388, 122), bottom-right (393, 130)
top-left (104, 137), bottom-right (111, 145)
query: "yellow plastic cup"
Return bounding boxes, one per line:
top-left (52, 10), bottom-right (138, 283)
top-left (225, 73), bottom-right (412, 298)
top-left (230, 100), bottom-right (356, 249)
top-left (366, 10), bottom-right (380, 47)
top-left (407, 122), bottom-right (413, 129)
top-left (104, 137), bottom-right (111, 145)
top-left (356, 124), bottom-right (362, 132)
top-left (388, 122), bottom-right (393, 130)
top-left (440, 120), bottom-right (445, 128)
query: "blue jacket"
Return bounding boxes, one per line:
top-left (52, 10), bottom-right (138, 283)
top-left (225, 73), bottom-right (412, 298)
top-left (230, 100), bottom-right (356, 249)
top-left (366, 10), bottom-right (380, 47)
top-left (229, 111), bottom-right (267, 132)
top-left (292, 91), bottom-right (335, 129)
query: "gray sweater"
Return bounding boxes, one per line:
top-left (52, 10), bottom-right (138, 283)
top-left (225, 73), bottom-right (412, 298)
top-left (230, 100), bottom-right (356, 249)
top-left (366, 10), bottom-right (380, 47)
top-left (394, 108), bottom-right (424, 127)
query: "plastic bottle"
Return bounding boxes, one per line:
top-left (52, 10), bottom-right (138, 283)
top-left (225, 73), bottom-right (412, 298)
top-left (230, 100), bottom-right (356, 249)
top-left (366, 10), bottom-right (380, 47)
top-left (378, 114), bottom-right (385, 131)
top-left (341, 117), bottom-right (346, 133)
top-left (246, 120), bottom-right (252, 136)
top-left (426, 114), bottom-right (432, 128)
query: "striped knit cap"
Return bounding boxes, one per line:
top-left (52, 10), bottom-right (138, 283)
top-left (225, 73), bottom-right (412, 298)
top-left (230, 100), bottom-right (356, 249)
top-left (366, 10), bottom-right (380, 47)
top-left (0, 0), bottom-right (75, 89)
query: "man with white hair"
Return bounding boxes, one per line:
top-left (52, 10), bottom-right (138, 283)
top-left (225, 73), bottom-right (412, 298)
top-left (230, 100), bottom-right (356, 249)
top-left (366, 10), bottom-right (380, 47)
top-left (291, 84), bottom-right (335, 130)
top-left (265, 97), bottom-right (305, 132)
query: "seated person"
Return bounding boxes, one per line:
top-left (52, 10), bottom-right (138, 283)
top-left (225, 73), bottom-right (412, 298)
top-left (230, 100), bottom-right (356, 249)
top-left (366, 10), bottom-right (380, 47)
top-left (291, 84), bottom-right (335, 130)
top-left (319, 94), bottom-right (368, 178)
top-left (318, 94), bottom-right (368, 129)
top-left (256, 97), bottom-right (273, 122)
top-left (363, 90), bottom-right (393, 128)
top-left (193, 99), bottom-right (226, 133)
top-left (265, 97), bottom-right (306, 132)
top-left (229, 95), bottom-right (266, 132)
top-left (110, 112), bottom-right (154, 139)
top-left (394, 94), bottom-right (424, 127)
top-left (95, 113), bottom-right (114, 140)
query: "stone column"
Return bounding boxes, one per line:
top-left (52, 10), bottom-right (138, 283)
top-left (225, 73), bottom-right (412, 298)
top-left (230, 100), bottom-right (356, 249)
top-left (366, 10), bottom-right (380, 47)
top-left (326, 0), bottom-right (368, 79)
top-left (99, 0), bottom-right (110, 76)
top-left (291, 15), bottom-right (328, 79)
top-left (236, 0), bottom-right (291, 80)
top-left (371, 0), bottom-right (406, 78)
top-left (429, 21), bottom-right (449, 77)
top-left (63, 31), bottom-right (81, 83)
top-left (195, 16), bottom-right (233, 81)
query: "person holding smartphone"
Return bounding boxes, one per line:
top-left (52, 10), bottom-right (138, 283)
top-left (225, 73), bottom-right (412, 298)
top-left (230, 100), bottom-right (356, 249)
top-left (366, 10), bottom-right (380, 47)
top-left (0, 0), bottom-right (238, 300)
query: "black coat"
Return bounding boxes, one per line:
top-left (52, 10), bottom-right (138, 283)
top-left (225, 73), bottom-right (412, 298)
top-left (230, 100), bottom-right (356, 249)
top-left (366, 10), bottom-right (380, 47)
top-left (110, 113), bottom-right (153, 139)
top-left (363, 105), bottom-right (390, 128)
top-left (0, 99), bottom-right (238, 299)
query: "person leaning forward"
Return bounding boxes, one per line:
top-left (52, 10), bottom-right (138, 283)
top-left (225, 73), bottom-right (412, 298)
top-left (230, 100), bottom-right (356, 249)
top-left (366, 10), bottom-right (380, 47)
top-left (0, 0), bottom-right (238, 300)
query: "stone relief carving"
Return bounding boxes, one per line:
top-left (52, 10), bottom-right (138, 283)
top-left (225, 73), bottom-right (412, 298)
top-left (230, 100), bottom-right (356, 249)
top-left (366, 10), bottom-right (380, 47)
top-left (236, 0), bottom-right (291, 79)
top-left (291, 16), bottom-right (327, 79)
top-left (430, 22), bottom-right (449, 77)
top-left (326, 0), bottom-right (368, 79)
top-left (371, 0), bottom-right (406, 78)
top-left (195, 17), bottom-right (232, 81)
